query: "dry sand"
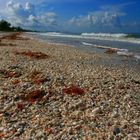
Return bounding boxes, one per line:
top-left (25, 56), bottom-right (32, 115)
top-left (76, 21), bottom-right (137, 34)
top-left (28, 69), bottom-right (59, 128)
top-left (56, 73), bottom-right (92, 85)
top-left (0, 33), bottom-right (140, 140)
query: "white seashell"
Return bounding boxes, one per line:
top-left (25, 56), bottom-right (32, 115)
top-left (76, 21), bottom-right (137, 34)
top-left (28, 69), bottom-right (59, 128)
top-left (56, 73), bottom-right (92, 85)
top-left (91, 107), bottom-right (100, 116)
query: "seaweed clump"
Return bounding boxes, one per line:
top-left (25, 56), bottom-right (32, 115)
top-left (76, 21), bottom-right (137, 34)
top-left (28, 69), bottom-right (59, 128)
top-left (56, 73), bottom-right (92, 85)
top-left (63, 85), bottom-right (85, 95)
top-left (29, 70), bottom-right (50, 84)
top-left (0, 33), bottom-right (29, 40)
top-left (15, 51), bottom-right (50, 59)
top-left (104, 48), bottom-right (116, 54)
top-left (22, 90), bottom-right (46, 103)
top-left (16, 103), bottom-right (24, 110)
top-left (0, 69), bottom-right (21, 78)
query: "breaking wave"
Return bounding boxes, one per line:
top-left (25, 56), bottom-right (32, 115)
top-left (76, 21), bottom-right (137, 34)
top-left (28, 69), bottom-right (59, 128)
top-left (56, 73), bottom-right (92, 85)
top-left (117, 50), bottom-right (133, 57)
top-left (34, 32), bottom-right (81, 38)
top-left (82, 42), bottom-right (93, 46)
top-left (134, 54), bottom-right (140, 60)
top-left (81, 33), bottom-right (140, 44)
top-left (81, 33), bottom-right (127, 38)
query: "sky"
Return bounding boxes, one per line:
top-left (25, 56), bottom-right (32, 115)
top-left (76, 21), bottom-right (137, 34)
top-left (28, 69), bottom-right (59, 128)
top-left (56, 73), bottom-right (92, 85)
top-left (0, 0), bottom-right (140, 33)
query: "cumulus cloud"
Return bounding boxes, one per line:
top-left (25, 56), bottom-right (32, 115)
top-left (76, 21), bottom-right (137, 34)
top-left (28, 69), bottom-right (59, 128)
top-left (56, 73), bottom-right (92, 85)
top-left (0, 1), bottom-right (58, 30)
top-left (68, 10), bottom-right (125, 29)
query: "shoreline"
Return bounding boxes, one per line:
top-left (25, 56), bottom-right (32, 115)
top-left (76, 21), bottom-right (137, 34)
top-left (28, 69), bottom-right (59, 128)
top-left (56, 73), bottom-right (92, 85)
top-left (27, 32), bottom-right (140, 73)
top-left (0, 33), bottom-right (140, 139)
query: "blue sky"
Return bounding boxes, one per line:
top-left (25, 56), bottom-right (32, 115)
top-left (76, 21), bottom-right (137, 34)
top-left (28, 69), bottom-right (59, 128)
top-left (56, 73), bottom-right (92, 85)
top-left (0, 0), bottom-right (140, 33)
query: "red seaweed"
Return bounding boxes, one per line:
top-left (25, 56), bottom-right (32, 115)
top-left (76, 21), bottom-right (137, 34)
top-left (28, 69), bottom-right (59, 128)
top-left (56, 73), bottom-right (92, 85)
top-left (22, 90), bottom-right (46, 103)
top-left (29, 70), bottom-right (50, 85)
top-left (63, 85), bottom-right (85, 95)
top-left (12, 79), bottom-right (20, 85)
top-left (104, 48), bottom-right (117, 54)
top-left (0, 69), bottom-right (21, 78)
top-left (0, 33), bottom-right (29, 40)
top-left (44, 128), bottom-right (52, 134)
top-left (32, 77), bottom-right (50, 85)
top-left (17, 103), bottom-right (24, 110)
top-left (0, 133), bottom-right (5, 139)
top-left (15, 51), bottom-right (50, 59)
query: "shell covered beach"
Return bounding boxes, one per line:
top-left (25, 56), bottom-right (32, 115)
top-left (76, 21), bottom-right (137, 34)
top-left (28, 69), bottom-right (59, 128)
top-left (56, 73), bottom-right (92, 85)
top-left (0, 33), bottom-right (140, 140)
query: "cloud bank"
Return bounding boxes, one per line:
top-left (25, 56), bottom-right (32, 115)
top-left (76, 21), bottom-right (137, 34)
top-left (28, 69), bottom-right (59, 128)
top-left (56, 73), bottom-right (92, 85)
top-left (67, 10), bottom-right (126, 32)
top-left (0, 1), bottom-right (58, 31)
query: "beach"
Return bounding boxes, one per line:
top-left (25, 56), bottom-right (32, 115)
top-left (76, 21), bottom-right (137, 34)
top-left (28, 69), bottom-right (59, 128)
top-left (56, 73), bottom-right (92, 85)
top-left (0, 33), bottom-right (140, 139)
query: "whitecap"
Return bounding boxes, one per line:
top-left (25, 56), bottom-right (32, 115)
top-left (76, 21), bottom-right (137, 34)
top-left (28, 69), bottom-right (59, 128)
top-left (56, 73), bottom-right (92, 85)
top-left (82, 42), bottom-right (93, 46)
top-left (81, 33), bottom-right (127, 38)
top-left (134, 55), bottom-right (140, 60)
top-left (117, 50), bottom-right (133, 56)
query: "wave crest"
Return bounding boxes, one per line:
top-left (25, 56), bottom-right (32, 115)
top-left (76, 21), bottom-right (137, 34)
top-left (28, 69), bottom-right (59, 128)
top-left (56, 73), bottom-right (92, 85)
top-left (81, 33), bottom-right (127, 38)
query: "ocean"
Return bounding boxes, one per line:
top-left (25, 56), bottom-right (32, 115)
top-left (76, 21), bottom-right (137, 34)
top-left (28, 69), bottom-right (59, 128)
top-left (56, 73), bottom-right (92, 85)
top-left (28, 32), bottom-right (140, 71)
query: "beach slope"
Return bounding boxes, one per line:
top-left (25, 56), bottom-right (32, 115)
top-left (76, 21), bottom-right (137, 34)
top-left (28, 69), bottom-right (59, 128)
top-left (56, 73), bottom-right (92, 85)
top-left (0, 33), bottom-right (140, 139)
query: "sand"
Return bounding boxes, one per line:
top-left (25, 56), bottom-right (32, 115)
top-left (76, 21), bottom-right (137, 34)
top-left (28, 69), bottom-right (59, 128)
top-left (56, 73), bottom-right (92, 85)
top-left (0, 33), bottom-right (140, 140)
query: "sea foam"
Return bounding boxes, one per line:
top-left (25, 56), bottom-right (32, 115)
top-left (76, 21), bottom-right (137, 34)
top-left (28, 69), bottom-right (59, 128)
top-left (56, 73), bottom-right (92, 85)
top-left (81, 33), bottom-right (127, 38)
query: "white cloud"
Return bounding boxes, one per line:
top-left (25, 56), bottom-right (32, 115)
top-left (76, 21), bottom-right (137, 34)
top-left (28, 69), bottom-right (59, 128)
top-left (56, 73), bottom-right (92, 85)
top-left (68, 10), bottom-right (125, 29)
top-left (0, 1), bottom-right (58, 31)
